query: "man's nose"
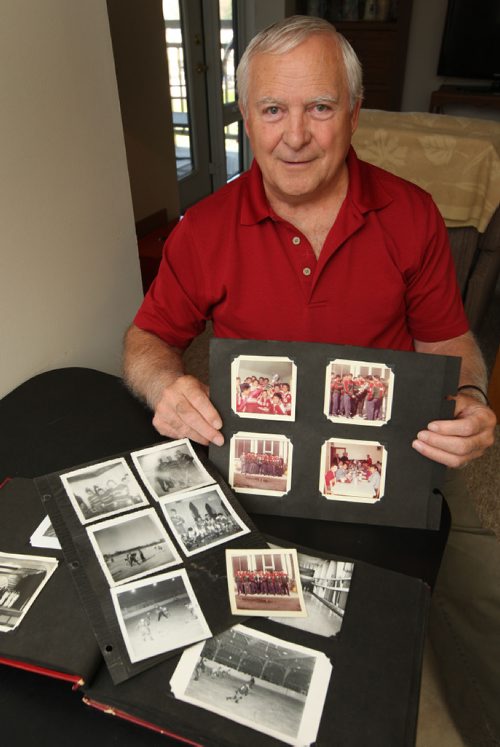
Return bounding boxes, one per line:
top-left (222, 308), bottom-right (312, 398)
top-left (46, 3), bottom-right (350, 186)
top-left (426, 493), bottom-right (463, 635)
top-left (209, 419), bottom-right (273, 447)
top-left (282, 111), bottom-right (311, 149)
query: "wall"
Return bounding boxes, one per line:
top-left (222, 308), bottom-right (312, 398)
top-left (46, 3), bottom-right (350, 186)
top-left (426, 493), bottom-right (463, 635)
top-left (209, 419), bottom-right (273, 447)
top-left (0, 0), bottom-right (144, 399)
top-left (107, 0), bottom-right (180, 225)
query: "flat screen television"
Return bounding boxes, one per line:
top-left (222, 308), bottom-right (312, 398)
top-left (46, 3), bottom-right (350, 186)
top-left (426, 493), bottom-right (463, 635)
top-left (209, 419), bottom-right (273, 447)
top-left (437, 0), bottom-right (500, 91)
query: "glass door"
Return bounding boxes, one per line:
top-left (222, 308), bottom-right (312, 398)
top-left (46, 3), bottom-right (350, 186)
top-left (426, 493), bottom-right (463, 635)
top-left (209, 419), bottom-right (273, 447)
top-left (163, 0), bottom-right (245, 211)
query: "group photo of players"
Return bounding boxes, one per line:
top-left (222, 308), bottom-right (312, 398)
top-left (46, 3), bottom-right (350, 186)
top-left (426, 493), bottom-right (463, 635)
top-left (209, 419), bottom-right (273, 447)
top-left (131, 439), bottom-right (214, 501)
top-left (226, 548), bottom-right (306, 616)
top-left (231, 355), bottom-right (296, 421)
top-left (110, 568), bottom-right (211, 663)
top-left (270, 549), bottom-right (354, 639)
top-left (320, 438), bottom-right (387, 503)
top-left (61, 457), bottom-right (149, 524)
top-left (324, 359), bottom-right (394, 426)
top-left (86, 507), bottom-right (182, 587)
top-left (170, 624), bottom-right (332, 747)
top-left (229, 432), bottom-right (293, 496)
top-left (159, 484), bottom-right (250, 557)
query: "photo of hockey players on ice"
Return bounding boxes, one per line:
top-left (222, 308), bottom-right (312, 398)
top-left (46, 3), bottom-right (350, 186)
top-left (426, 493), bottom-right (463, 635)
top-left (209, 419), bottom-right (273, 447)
top-left (131, 439), bottom-right (214, 501)
top-left (231, 355), bottom-right (297, 421)
top-left (0, 551), bottom-right (58, 632)
top-left (159, 485), bottom-right (250, 557)
top-left (226, 548), bottom-right (306, 616)
top-left (61, 458), bottom-right (148, 524)
top-left (324, 359), bottom-right (394, 426)
top-left (111, 568), bottom-right (211, 663)
top-left (320, 438), bottom-right (387, 503)
top-left (270, 549), bottom-right (354, 638)
top-left (229, 433), bottom-right (292, 497)
top-left (170, 624), bottom-right (332, 747)
top-left (86, 508), bottom-right (182, 586)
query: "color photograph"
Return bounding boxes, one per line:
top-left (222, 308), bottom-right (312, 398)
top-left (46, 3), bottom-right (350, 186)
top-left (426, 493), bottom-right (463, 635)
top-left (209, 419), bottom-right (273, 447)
top-left (324, 359), bottom-right (394, 426)
top-left (226, 548), bottom-right (306, 616)
top-left (231, 355), bottom-right (297, 421)
top-left (229, 432), bottom-right (293, 497)
top-left (319, 438), bottom-right (387, 503)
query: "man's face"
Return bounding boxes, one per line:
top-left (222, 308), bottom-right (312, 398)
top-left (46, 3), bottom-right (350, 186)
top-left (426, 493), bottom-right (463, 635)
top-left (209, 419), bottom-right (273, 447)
top-left (241, 34), bottom-right (360, 207)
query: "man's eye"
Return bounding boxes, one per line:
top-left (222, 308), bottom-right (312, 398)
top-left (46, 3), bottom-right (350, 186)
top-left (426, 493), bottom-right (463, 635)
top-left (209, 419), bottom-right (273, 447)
top-left (264, 106), bottom-right (280, 116)
top-left (314, 103), bottom-right (331, 113)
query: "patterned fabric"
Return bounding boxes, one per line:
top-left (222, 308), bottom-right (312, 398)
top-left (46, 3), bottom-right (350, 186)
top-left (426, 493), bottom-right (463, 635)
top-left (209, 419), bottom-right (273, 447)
top-left (353, 109), bottom-right (500, 232)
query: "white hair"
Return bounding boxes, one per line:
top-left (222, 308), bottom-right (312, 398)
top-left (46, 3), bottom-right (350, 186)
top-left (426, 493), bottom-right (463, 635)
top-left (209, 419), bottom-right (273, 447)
top-left (236, 15), bottom-right (363, 113)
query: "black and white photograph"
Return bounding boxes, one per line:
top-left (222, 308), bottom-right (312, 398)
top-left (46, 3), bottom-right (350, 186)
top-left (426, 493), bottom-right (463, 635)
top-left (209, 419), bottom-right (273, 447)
top-left (29, 515), bottom-right (61, 551)
top-left (229, 432), bottom-right (293, 497)
top-left (324, 359), bottom-right (394, 426)
top-left (110, 568), bottom-right (211, 663)
top-left (131, 439), bottom-right (214, 501)
top-left (170, 624), bottom-right (332, 746)
top-left (231, 355), bottom-right (297, 421)
top-left (269, 548), bottom-right (354, 638)
top-left (159, 485), bottom-right (250, 557)
top-left (61, 457), bottom-right (148, 524)
top-left (226, 548), bottom-right (306, 616)
top-left (320, 438), bottom-right (387, 503)
top-left (86, 508), bottom-right (182, 587)
top-left (0, 551), bottom-right (58, 632)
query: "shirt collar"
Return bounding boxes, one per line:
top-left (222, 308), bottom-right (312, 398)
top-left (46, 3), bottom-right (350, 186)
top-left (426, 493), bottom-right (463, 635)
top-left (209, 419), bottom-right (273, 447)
top-left (239, 146), bottom-right (393, 226)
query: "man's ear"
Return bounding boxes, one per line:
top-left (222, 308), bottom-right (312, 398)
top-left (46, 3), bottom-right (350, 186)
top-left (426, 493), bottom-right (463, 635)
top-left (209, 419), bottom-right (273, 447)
top-left (239, 102), bottom-right (250, 137)
top-left (350, 99), bottom-right (362, 135)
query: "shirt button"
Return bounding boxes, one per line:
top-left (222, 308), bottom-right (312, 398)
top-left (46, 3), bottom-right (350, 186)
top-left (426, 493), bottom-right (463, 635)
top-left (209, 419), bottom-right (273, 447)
top-left (292, 236), bottom-right (301, 245)
top-left (303, 267), bottom-right (312, 276)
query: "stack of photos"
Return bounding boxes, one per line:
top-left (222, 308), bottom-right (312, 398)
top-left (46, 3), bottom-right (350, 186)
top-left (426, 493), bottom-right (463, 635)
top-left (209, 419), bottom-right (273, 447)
top-left (30, 515), bottom-right (61, 551)
top-left (228, 355), bottom-right (392, 504)
top-left (170, 624), bottom-right (332, 747)
top-left (59, 439), bottom-right (253, 666)
top-left (0, 551), bottom-right (58, 632)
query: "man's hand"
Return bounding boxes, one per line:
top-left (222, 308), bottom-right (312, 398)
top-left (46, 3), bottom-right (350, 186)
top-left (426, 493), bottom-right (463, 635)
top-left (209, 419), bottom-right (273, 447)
top-left (152, 374), bottom-right (224, 447)
top-left (412, 393), bottom-right (497, 468)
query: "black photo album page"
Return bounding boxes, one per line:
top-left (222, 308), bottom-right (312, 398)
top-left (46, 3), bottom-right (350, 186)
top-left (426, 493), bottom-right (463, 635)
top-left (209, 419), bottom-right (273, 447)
top-left (208, 338), bottom-right (461, 530)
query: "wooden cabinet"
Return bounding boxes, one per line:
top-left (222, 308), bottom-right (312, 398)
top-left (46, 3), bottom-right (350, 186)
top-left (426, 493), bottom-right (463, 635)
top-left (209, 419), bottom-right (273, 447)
top-left (293, 1), bottom-right (414, 111)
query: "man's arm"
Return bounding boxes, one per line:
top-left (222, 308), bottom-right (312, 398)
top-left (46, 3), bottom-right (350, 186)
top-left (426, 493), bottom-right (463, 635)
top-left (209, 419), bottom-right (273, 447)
top-left (413, 330), bottom-right (496, 467)
top-left (122, 324), bottom-right (223, 446)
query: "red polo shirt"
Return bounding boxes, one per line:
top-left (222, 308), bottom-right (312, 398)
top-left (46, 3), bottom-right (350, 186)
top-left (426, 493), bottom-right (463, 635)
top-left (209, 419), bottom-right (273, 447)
top-left (134, 148), bottom-right (468, 352)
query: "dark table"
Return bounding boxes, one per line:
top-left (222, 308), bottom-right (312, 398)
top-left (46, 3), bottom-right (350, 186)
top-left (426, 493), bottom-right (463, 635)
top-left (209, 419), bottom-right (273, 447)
top-left (0, 367), bottom-right (450, 746)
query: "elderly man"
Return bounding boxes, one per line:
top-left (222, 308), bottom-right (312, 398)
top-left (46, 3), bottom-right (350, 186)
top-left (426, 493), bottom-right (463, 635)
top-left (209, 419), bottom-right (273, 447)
top-left (123, 16), bottom-right (497, 744)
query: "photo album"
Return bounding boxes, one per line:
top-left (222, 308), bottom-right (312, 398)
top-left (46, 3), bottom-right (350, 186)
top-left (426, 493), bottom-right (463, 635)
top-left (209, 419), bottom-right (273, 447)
top-left (80, 538), bottom-right (428, 747)
top-left (208, 338), bottom-right (461, 530)
top-left (1, 463), bottom-right (429, 746)
top-left (33, 439), bottom-right (274, 684)
top-left (0, 335), bottom-right (445, 744)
